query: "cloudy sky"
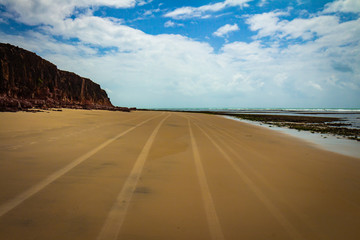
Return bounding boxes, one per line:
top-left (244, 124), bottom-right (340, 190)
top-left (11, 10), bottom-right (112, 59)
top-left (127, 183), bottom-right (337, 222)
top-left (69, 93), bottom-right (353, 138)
top-left (0, 0), bottom-right (359, 108)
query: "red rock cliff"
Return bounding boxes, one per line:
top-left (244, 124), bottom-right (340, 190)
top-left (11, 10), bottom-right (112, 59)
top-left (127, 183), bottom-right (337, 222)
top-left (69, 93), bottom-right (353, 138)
top-left (0, 43), bottom-right (128, 111)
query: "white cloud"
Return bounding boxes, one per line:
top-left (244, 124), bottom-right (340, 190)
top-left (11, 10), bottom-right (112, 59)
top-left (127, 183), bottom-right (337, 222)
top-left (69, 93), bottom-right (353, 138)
top-left (273, 73), bottom-right (288, 87)
top-left (0, 0), bottom-right (144, 26)
top-left (164, 20), bottom-right (175, 28)
top-left (164, 7), bottom-right (204, 20)
top-left (0, 0), bottom-right (359, 107)
top-left (246, 10), bottom-right (289, 38)
top-left (41, 16), bottom-right (146, 51)
top-left (230, 73), bottom-right (264, 91)
top-left (219, 10), bottom-right (360, 102)
top-left (213, 23), bottom-right (239, 37)
top-left (143, 8), bottom-right (160, 17)
top-left (164, 20), bottom-right (184, 28)
top-left (137, 0), bottom-right (153, 7)
top-left (258, 0), bottom-right (268, 7)
top-left (164, 0), bottom-right (253, 19)
top-left (308, 81), bottom-right (323, 91)
top-left (221, 41), bottom-right (276, 62)
top-left (323, 0), bottom-right (360, 13)
top-left (246, 10), bottom-right (360, 44)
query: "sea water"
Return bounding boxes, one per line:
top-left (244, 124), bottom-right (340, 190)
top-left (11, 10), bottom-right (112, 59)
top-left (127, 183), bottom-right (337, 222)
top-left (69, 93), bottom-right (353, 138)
top-left (224, 116), bottom-right (360, 159)
top-left (153, 108), bottom-right (360, 158)
top-left (156, 108), bottom-right (360, 129)
top-left (217, 108), bottom-right (360, 129)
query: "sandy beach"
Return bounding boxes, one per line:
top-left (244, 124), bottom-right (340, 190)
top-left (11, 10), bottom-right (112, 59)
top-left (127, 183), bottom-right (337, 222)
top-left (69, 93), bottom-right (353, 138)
top-left (0, 109), bottom-right (360, 240)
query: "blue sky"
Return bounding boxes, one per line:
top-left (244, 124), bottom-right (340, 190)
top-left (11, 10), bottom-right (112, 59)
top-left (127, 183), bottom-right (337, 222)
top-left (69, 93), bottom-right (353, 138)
top-left (0, 0), bottom-right (359, 108)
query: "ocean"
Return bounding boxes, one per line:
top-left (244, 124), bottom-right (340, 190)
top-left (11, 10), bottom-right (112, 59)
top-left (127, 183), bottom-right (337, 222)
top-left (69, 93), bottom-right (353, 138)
top-left (154, 108), bottom-right (360, 130)
top-left (152, 107), bottom-right (360, 158)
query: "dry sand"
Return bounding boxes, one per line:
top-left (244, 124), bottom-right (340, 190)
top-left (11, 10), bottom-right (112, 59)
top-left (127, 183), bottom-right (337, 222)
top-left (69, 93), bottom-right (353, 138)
top-left (0, 109), bottom-right (359, 240)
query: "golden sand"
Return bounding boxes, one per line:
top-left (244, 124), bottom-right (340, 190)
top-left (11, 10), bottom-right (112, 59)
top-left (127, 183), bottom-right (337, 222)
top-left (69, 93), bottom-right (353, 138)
top-left (0, 109), bottom-right (359, 239)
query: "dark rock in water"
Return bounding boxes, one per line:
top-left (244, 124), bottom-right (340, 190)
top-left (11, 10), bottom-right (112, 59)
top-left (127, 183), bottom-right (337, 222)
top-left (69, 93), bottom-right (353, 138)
top-left (0, 43), bottom-right (129, 112)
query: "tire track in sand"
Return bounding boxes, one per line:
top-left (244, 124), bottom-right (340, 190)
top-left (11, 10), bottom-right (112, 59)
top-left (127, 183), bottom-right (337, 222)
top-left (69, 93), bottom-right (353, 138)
top-left (188, 119), bottom-right (225, 240)
top-left (199, 116), bottom-right (360, 210)
top-left (200, 121), bottom-right (324, 239)
top-left (97, 114), bottom-right (170, 240)
top-left (0, 114), bottom-right (162, 218)
top-left (193, 121), bottom-right (304, 240)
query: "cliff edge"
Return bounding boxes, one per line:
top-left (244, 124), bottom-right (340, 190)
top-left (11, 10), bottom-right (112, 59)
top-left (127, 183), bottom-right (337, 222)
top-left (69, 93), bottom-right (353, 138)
top-left (0, 43), bottom-right (129, 112)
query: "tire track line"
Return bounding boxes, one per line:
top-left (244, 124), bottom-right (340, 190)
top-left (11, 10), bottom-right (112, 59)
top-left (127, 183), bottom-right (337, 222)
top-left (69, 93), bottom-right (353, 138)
top-left (193, 121), bottom-right (304, 240)
top-left (203, 117), bottom-right (360, 210)
top-left (206, 126), bottom-right (324, 239)
top-left (192, 114), bottom-right (358, 238)
top-left (97, 114), bottom-right (170, 240)
top-left (0, 114), bottom-right (162, 218)
top-left (188, 119), bottom-right (225, 240)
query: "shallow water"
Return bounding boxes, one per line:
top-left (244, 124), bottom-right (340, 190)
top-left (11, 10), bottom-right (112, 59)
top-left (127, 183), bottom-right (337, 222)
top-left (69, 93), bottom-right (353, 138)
top-left (224, 116), bottom-right (360, 159)
top-left (157, 108), bottom-right (360, 129)
top-left (219, 109), bottom-right (360, 129)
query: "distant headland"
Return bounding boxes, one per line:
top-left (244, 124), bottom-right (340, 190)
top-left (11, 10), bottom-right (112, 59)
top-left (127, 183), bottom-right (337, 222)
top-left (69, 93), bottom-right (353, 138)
top-left (0, 43), bottom-right (130, 112)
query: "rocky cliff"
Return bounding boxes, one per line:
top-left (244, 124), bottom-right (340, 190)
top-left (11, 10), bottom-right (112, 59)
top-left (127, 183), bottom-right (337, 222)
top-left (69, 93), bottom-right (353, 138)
top-left (0, 43), bottom-right (129, 111)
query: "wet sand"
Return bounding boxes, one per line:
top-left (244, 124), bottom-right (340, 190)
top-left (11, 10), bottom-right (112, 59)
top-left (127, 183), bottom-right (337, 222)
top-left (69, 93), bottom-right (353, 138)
top-left (224, 116), bottom-right (360, 159)
top-left (0, 109), bottom-right (360, 240)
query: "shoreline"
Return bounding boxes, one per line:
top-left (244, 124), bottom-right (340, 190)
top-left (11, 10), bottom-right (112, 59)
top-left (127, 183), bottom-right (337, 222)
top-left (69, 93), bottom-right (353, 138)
top-left (210, 112), bottom-right (360, 140)
top-left (153, 109), bottom-right (360, 140)
top-left (224, 115), bottom-right (360, 159)
top-left (148, 108), bottom-right (360, 158)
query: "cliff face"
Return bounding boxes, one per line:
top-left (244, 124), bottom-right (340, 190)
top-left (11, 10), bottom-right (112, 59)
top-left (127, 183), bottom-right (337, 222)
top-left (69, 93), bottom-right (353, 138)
top-left (0, 43), bottom-right (128, 111)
